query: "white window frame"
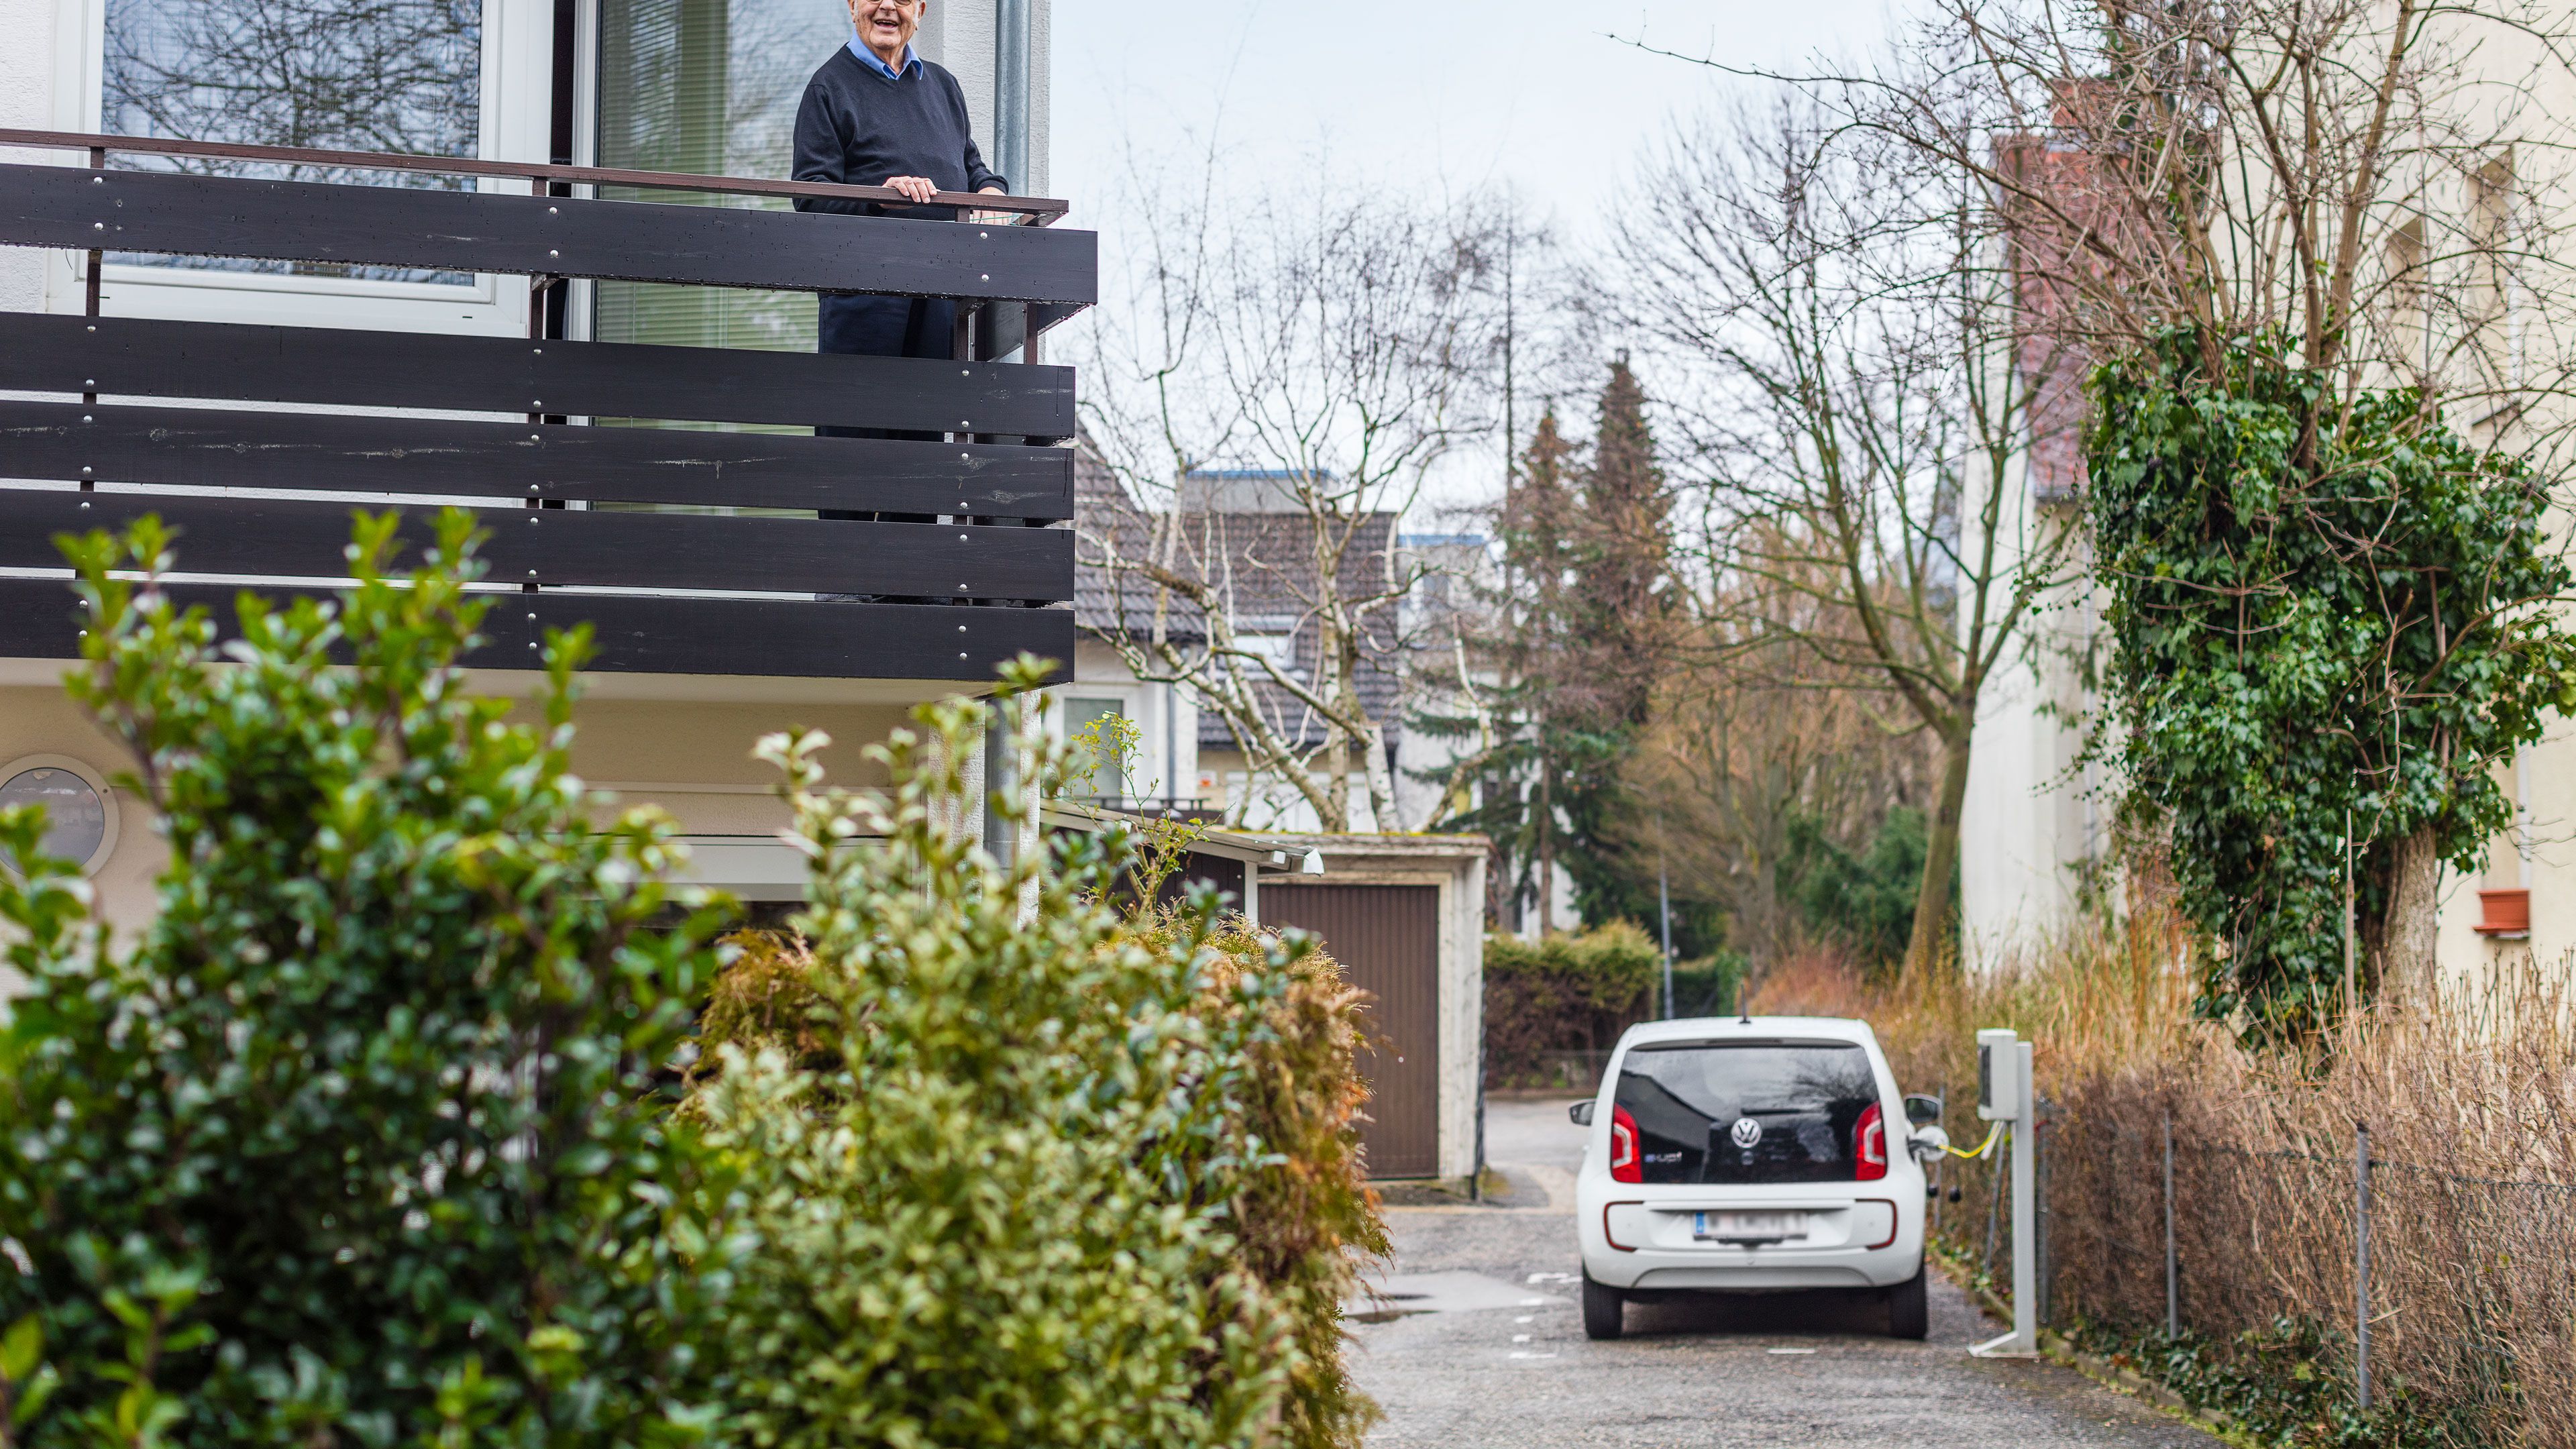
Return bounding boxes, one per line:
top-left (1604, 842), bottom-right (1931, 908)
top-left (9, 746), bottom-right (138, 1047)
top-left (46, 0), bottom-right (555, 337)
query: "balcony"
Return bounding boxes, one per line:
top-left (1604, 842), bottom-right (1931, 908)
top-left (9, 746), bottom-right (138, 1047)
top-left (0, 130), bottom-right (1091, 682)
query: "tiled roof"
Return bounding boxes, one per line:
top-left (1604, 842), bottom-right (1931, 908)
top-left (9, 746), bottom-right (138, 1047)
top-left (1072, 445), bottom-right (1403, 752)
top-left (1074, 445), bottom-right (1208, 640)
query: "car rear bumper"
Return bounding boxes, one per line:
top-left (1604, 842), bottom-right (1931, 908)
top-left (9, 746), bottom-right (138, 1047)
top-left (1576, 1192), bottom-right (1925, 1291)
top-left (1630, 1265), bottom-right (1883, 1291)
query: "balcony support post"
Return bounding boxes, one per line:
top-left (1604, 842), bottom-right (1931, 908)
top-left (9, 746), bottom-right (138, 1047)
top-left (83, 146), bottom-right (103, 417)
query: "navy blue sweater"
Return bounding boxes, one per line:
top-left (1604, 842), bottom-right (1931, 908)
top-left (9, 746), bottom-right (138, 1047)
top-left (790, 48), bottom-right (1005, 224)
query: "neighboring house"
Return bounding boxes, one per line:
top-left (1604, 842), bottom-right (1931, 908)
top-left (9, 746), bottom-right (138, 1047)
top-left (1069, 443), bottom-right (1209, 812)
top-left (1073, 447), bottom-right (1407, 831)
top-left (1957, 129), bottom-right (2110, 961)
top-left (1959, 108), bottom-right (2575, 986)
top-left (0, 0), bottom-right (1077, 924)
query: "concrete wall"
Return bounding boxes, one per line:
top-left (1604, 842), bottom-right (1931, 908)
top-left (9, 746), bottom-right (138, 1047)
top-left (917, 0), bottom-right (1052, 195)
top-left (1955, 437), bottom-right (2106, 965)
top-left (0, 0), bottom-right (54, 311)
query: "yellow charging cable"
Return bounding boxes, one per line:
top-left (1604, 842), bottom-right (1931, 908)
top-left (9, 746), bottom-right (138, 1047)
top-left (1943, 1122), bottom-right (2004, 1161)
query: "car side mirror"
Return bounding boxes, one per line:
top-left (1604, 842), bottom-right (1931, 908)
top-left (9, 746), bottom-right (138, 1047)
top-left (1904, 1093), bottom-right (1943, 1128)
top-left (1568, 1100), bottom-right (1595, 1127)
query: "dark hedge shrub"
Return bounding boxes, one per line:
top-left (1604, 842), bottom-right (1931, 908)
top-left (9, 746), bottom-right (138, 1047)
top-left (1481, 922), bottom-right (1660, 1085)
top-left (0, 513), bottom-right (727, 1448)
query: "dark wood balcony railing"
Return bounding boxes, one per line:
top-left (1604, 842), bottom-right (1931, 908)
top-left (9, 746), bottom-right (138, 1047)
top-left (0, 129), bottom-right (1092, 681)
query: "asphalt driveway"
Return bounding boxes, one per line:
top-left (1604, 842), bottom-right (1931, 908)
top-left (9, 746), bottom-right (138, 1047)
top-left (1348, 1097), bottom-right (2216, 1448)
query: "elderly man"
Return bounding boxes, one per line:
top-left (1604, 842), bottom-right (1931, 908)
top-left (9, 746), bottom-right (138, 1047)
top-left (794, 0), bottom-right (1008, 367)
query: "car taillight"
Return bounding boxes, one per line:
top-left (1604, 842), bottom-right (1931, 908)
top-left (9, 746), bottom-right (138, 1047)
top-left (1609, 1105), bottom-right (1642, 1183)
top-left (1855, 1102), bottom-right (1888, 1181)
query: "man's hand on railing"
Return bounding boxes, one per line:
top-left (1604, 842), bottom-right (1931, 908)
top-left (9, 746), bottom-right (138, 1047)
top-left (969, 185), bottom-right (1016, 227)
top-left (882, 174), bottom-right (940, 204)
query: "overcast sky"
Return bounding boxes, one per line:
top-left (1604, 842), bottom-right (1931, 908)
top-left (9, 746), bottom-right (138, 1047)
top-left (1051, 1), bottom-right (1894, 244)
top-left (1046, 1), bottom-right (1902, 524)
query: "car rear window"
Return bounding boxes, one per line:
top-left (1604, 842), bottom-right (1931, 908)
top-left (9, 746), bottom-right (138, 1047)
top-left (1613, 1041), bottom-right (1880, 1184)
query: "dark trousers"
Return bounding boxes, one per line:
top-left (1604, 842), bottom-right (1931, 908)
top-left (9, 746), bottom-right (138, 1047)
top-left (817, 292), bottom-right (957, 441)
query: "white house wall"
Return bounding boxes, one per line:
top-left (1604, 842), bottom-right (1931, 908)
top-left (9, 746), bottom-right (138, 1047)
top-left (0, 0), bottom-right (53, 312)
top-left (1956, 412), bottom-right (2105, 963)
top-left (1960, 637), bottom-right (2071, 959)
top-left (1065, 639), bottom-right (1200, 800)
top-left (917, 0), bottom-right (1051, 197)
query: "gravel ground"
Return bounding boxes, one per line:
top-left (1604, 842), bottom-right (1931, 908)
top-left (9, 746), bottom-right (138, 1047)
top-left (1348, 1097), bottom-right (2215, 1449)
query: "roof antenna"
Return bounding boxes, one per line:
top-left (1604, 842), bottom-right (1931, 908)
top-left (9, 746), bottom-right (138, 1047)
top-left (1737, 979), bottom-right (1750, 1026)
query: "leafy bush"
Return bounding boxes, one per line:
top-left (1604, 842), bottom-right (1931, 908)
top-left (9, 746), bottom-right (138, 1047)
top-left (1067, 910), bottom-right (1383, 1449)
top-left (683, 688), bottom-right (1385, 1449)
top-left (2067, 1318), bottom-right (2485, 1449)
top-left (2088, 327), bottom-right (2576, 1035)
top-left (1784, 807), bottom-right (1943, 971)
top-left (1481, 922), bottom-right (1662, 1085)
top-left (1664, 955), bottom-right (1749, 1019)
top-left (0, 513), bottom-right (726, 1447)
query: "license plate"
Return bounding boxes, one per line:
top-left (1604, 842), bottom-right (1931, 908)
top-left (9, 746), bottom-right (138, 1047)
top-left (1695, 1211), bottom-right (1804, 1242)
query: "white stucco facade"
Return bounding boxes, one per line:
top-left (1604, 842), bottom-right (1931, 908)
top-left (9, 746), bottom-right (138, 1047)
top-left (0, 0), bottom-right (52, 312)
top-left (1953, 377), bottom-right (2106, 965)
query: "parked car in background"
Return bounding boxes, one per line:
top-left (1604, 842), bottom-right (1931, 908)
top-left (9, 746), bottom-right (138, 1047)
top-left (1570, 1016), bottom-right (1949, 1340)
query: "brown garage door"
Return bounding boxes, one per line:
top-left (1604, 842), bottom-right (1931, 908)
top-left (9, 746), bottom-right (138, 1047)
top-left (1263, 883), bottom-right (1440, 1179)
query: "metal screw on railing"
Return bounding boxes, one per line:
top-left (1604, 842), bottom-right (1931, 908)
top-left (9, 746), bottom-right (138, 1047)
top-left (2163, 1109), bottom-right (2180, 1337)
top-left (2355, 1121), bottom-right (2373, 1413)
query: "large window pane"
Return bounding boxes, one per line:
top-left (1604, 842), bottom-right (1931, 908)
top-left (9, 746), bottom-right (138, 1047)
top-left (595, 0), bottom-right (844, 355)
top-left (102, 0), bottom-right (484, 283)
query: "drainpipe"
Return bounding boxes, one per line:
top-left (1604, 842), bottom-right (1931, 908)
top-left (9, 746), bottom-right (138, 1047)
top-left (994, 0), bottom-right (1032, 194)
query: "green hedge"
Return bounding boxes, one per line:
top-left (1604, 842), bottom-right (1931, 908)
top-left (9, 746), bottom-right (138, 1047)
top-left (682, 688), bottom-right (1385, 1449)
top-left (0, 513), bottom-right (727, 1447)
top-left (0, 518), bottom-right (1389, 1449)
top-left (1481, 922), bottom-right (1662, 1086)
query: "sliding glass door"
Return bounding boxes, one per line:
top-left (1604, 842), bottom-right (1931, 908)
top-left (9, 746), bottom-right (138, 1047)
top-left (593, 0), bottom-right (846, 356)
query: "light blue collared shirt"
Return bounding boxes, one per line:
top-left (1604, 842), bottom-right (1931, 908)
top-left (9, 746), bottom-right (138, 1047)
top-left (847, 37), bottom-right (922, 80)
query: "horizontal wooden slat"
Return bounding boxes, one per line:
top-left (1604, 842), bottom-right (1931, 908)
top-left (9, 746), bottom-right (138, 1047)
top-left (0, 576), bottom-right (1071, 680)
top-left (0, 314), bottom-right (1075, 438)
top-left (532, 594), bottom-right (1070, 678)
top-left (0, 402), bottom-right (1074, 517)
top-left (0, 490), bottom-right (1071, 600)
top-left (0, 164), bottom-right (1097, 305)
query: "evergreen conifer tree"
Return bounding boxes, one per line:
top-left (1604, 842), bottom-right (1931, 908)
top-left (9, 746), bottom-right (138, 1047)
top-left (1553, 360), bottom-right (1676, 930)
top-left (1419, 364), bottom-right (1675, 936)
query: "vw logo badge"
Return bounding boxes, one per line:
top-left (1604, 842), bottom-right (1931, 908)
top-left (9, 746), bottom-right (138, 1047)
top-left (1730, 1118), bottom-right (1764, 1150)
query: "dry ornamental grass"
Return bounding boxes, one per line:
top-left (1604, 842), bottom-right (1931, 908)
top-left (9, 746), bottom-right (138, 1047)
top-left (1756, 923), bottom-right (2576, 1446)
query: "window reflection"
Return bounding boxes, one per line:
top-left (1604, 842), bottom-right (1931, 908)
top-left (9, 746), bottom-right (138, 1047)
top-left (101, 0), bottom-right (484, 283)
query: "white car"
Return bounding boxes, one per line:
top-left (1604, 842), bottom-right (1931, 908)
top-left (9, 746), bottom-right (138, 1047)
top-left (1570, 1015), bottom-right (1949, 1341)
